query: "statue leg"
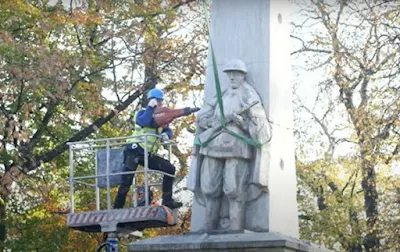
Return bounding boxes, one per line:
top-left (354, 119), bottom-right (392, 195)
top-left (223, 158), bottom-right (250, 231)
top-left (200, 156), bottom-right (224, 231)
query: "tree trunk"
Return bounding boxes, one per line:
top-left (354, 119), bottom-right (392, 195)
top-left (140, 67), bottom-right (158, 108)
top-left (361, 149), bottom-right (380, 251)
top-left (348, 208), bottom-right (362, 251)
top-left (0, 195), bottom-right (6, 249)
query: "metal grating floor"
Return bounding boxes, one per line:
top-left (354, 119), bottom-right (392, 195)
top-left (67, 205), bottom-right (178, 233)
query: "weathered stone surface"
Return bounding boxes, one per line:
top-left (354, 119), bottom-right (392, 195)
top-left (127, 232), bottom-right (331, 252)
top-left (189, 58), bottom-right (272, 232)
top-left (187, 0), bottom-right (299, 238)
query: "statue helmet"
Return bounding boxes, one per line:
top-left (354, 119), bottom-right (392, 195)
top-left (223, 59), bottom-right (247, 74)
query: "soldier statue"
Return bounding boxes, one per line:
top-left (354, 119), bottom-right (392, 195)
top-left (188, 59), bottom-right (272, 231)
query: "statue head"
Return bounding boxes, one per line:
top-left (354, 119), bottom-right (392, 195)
top-left (223, 59), bottom-right (247, 89)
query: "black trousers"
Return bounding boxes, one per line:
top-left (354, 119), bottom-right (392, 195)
top-left (113, 147), bottom-right (176, 208)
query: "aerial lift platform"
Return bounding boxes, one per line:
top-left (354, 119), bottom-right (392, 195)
top-left (66, 134), bottom-right (179, 251)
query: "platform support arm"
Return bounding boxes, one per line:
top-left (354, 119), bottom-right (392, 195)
top-left (144, 136), bottom-right (149, 207)
top-left (106, 139), bottom-right (111, 210)
top-left (69, 144), bottom-right (75, 213)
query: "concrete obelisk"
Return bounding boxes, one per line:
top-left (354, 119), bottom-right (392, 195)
top-left (127, 1), bottom-right (332, 251)
top-left (189, 0), bottom-right (299, 238)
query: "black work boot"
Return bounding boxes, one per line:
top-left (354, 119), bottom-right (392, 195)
top-left (162, 192), bottom-right (183, 209)
top-left (162, 199), bottom-right (183, 209)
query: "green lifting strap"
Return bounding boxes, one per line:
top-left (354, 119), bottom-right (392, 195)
top-left (210, 41), bottom-right (226, 128)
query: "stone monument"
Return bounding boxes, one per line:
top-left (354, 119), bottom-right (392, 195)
top-left (188, 0), bottom-right (299, 238)
top-left (128, 0), bottom-right (330, 251)
top-left (188, 59), bottom-right (272, 233)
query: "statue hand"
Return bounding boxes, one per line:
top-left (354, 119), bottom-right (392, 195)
top-left (231, 114), bottom-right (245, 126)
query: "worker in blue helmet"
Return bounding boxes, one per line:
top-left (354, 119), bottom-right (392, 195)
top-left (113, 88), bottom-right (182, 209)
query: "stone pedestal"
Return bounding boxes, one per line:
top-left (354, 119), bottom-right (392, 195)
top-left (127, 232), bottom-right (330, 252)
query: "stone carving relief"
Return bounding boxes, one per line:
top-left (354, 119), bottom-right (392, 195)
top-left (188, 59), bottom-right (272, 232)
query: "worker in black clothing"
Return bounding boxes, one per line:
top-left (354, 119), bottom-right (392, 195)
top-left (113, 88), bottom-right (182, 209)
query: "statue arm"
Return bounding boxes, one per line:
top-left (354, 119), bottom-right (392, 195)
top-left (196, 104), bottom-right (215, 130)
top-left (227, 112), bottom-right (250, 133)
top-left (244, 86), bottom-right (271, 142)
top-left (248, 103), bottom-right (271, 142)
top-left (229, 94), bottom-right (261, 133)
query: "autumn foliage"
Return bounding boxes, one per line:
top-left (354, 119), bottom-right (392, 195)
top-left (0, 0), bottom-right (204, 250)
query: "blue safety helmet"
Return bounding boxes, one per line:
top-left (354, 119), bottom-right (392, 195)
top-left (147, 88), bottom-right (164, 100)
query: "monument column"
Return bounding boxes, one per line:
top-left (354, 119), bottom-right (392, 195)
top-left (128, 1), bottom-right (332, 250)
top-left (189, 0), bottom-right (299, 238)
